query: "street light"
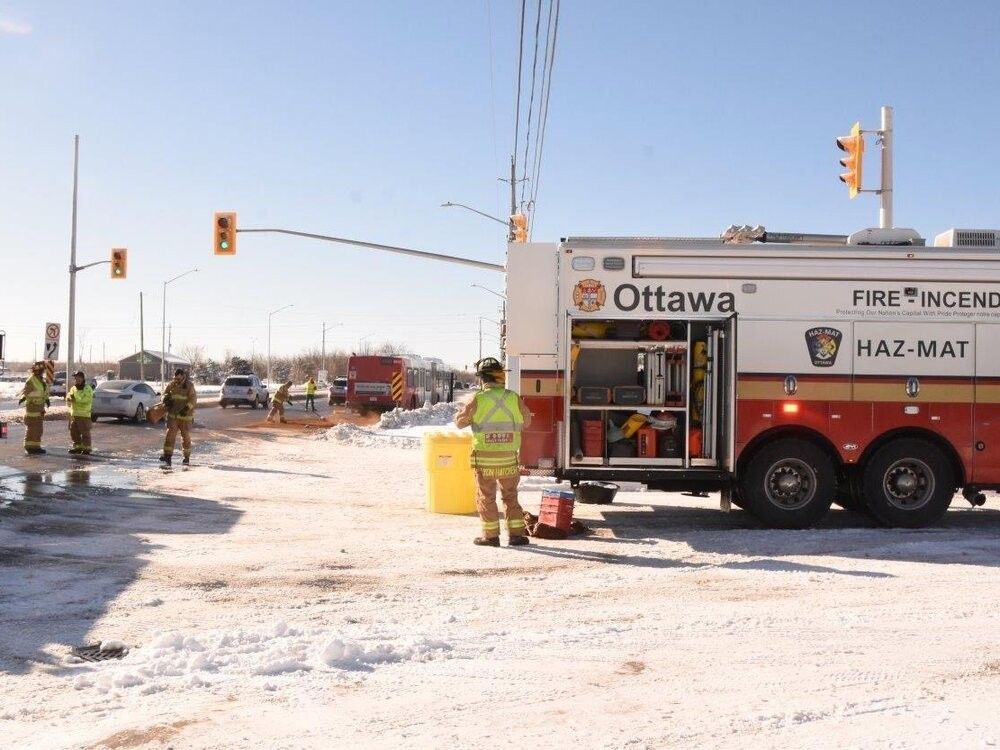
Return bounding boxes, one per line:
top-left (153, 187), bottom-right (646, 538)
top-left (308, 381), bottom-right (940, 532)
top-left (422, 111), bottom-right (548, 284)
top-left (472, 284), bottom-right (507, 360)
top-left (440, 202), bottom-right (508, 227)
top-left (478, 317), bottom-right (500, 361)
top-left (267, 304), bottom-right (293, 385)
top-left (162, 268), bottom-right (199, 384)
top-left (358, 332), bottom-right (377, 354)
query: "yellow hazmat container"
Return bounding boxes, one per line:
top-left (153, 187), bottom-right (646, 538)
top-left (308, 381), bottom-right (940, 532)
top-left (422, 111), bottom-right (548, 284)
top-left (423, 431), bottom-right (477, 514)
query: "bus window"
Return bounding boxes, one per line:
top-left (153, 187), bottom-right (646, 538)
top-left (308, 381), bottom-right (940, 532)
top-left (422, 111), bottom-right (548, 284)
top-left (407, 368), bottom-right (414, 387)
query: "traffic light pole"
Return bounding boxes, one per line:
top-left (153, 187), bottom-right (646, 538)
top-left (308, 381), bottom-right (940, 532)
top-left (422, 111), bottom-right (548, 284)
top-left (879, 106), bottom-right (893, 230)
top-left (235, 229), bottom-right (505, 273)
top-left (67, 135), bottom-right (79, 380)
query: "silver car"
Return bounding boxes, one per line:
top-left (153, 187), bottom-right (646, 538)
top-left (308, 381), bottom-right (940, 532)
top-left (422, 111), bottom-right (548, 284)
top-left (91, 380), bottom-right (159, 423)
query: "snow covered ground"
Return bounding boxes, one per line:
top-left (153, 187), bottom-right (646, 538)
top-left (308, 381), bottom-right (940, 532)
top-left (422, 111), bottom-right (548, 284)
top-left (2, 419), bottom-right (1000, 748)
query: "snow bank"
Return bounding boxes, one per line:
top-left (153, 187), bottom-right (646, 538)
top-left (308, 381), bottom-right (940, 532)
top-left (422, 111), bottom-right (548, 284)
top-left (377, 401), bottom-right (462, 430)
top-left (323, 401), bottom-right (465, 449)
top-left (72, 621), bottom-right (452, 697)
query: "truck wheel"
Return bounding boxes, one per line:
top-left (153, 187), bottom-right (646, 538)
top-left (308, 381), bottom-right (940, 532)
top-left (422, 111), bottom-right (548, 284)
top-left (740, 439), bottom-right (835, 528)
top-left (861, 439), bottom-right (954, 527)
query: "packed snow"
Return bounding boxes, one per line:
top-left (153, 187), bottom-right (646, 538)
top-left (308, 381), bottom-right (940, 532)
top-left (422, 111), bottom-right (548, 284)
top-left (3, 410), bottom-right (1000, 748)
top-left (323, 400), bottom-right (465, 448)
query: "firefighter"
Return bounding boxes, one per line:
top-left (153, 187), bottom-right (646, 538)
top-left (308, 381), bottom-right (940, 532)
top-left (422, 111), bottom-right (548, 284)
top-left (66, 370), bottom-right (94, 455)
top-left (266, 380), bottom-right (294, 423)
top-left (304, 376), bottom-right (318, 413)
top-left (159, 367), bottom-right (197, 466)
top-left (454, 357), bottom-right (533, 547)
top-left (18, 361), bottom-right (49, 455)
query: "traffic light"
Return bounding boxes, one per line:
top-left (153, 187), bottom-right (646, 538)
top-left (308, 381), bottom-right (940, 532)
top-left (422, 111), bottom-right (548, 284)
top-left (511, 213), bottom-right (528, 243)
top-left (836, 122), bottom-right (864, 198)
top-left (214, 212), bottom-right (237, 255)
top-left (110, 248), bottom-right (127, 279)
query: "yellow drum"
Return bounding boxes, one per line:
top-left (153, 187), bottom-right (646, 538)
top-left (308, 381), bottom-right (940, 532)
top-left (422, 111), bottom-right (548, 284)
top-left (422, 431), bottom-right (477, 514)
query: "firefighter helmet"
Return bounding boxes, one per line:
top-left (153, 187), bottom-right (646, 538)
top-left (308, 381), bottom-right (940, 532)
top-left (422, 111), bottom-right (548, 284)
top-left (475, 357), bottom-right (504, 383)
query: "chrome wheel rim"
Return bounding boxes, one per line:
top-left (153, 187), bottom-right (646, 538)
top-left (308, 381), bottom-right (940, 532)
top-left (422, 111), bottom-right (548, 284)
top-left (764, 458), bottom-right (817, 510)
top-left (883, 458), bottom-right (934, 511)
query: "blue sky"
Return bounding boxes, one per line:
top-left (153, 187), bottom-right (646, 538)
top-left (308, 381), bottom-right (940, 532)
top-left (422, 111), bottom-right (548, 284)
top-left (1, 1), bottom-right (998, 370)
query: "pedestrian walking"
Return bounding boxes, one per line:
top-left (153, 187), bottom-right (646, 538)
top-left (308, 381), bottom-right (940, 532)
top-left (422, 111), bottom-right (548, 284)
top-left (454, 357), bottom-right (533, 547)
top-left (159, 368), bottom-right (197, 466)
top-left (18, 361), bottom-right (49, 455)
top-left (66, 370), bottom-right (94, 455)
top-left (266, 380), bottom-right (294, 423)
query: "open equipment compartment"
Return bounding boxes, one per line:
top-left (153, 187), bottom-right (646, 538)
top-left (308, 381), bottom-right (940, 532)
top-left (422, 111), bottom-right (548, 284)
top-left (562, 314), bottom-right (736, 483)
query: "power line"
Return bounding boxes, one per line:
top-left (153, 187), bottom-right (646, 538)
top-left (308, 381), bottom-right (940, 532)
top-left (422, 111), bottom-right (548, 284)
top-left (512, 0), bottom-right (527, 181)
top-left (520, 0), bottom-right (544, 209)
top-left (527, 0), bottom-right (555, 215)
top-left (528, 0), bottom-right (560, 235)
top-left (485, 0), bottom-right (504, 236)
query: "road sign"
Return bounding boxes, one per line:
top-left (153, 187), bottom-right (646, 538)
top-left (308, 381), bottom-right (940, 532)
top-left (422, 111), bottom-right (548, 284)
top-left (44, 322), bottom-right (60, 361)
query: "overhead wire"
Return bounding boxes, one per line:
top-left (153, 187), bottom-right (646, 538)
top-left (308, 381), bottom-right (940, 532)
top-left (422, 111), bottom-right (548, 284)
top-left (527, 0), bottom-right (560, 237)
top-left (512, 0), bottom-right (527, 186)
top-left (519, 0), bottom-right (544, 210)
top-left (485, 0), bottom-right (503, 237)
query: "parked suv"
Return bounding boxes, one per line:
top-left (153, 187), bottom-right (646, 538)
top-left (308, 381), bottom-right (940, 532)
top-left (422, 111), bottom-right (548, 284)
top-left (220, 374), bottom-right (269, 409)
top-left (328, 376), bottom-right (348, 406)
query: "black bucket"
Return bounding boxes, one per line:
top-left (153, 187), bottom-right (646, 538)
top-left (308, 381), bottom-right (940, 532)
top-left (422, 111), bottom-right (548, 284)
top-left (575, 481), bottom-right (619, 505)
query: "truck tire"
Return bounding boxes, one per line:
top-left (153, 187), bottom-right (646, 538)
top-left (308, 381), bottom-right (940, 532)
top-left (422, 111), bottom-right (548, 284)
top-left (861, 439), bottom-right (954, 527)
top-left (740, 439), bottom-right (836, 528)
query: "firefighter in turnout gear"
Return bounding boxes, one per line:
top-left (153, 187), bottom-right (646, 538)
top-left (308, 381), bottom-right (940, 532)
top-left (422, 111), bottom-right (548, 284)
top-left (19, 361), bottom-right (49, 454)
top-left (159, 368), bottom-right (197, 466)
top-left (266, 381), bottom-right (294, 423)
top-left (66, 370), bottom-right (94, 455)
top-left (304, 376), bottom-right (317, 412)
top-left (454, 357), bottom-right (533, 547)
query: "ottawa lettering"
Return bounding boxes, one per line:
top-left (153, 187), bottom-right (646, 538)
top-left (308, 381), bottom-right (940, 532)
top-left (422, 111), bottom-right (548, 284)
top-left (614, 285), bottom-right (735, 313)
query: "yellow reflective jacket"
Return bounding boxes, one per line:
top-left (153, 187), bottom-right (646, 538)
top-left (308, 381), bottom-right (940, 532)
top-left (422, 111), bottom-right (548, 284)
top-left (67, 383), bottom-right (94, 418)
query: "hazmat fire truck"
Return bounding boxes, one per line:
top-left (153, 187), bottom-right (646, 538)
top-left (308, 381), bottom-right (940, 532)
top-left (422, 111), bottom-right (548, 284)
top-left (505, 225), bottom-right (1000, 529)
top-left (346, 354), bottom-right (454, 413)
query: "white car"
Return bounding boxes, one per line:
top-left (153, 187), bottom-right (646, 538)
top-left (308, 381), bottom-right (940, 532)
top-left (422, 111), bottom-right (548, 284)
top-left (220, 374), bottom-right (269, 409)
top-left (91, 380), bottom-right (159, 423)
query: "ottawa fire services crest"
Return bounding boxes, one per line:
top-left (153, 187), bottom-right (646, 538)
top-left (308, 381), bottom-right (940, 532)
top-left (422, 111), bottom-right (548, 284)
top-left (572, 279), bottom-right (606, 312)
top-left (804, 327), bottom-right (843, 367)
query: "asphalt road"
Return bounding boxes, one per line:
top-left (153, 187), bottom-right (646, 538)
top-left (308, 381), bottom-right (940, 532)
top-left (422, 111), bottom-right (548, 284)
top-left (0, 397), bottom-right (340, 471)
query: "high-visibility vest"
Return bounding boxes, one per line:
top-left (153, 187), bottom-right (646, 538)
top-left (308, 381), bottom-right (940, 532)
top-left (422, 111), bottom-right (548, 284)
top-left (305, 381), bottom-right (316, 395)
top-left (471, 388), bottom-right (524, 451)
top-left (68, 384), bottom-right (94, 418)
top-left (23, 375), bottom-right (48, 416)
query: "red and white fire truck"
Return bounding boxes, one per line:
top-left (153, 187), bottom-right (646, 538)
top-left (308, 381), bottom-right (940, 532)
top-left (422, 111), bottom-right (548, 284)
top-left (505, 226), bottom-right (1000, 528)
top-left (346, 354), bottom-right (454, 413)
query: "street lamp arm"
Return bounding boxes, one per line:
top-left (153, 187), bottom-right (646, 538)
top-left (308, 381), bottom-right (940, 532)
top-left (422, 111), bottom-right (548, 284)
top-left (471, 283), bottom-right (507, 300)
top-left (440, 202), bottom-right (509, 227)
top-left (237, 228), bottom-right (504, 273)
top-left (166, 268), bottom-right (199, 286)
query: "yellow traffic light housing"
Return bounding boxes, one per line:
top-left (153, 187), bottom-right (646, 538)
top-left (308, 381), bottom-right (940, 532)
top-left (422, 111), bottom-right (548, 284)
top-left (511, 213), bottom-right (528, 243)
top-left (836, 122), bottom-right (864, 198)
top-left (214, 212), bottom-right (237, 255)
top-left (110, 248), bottom-right (127, 279)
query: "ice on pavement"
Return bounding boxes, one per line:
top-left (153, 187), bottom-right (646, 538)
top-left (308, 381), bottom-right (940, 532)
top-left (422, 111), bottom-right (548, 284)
top-left (323, 401), bottom-right (465, 448)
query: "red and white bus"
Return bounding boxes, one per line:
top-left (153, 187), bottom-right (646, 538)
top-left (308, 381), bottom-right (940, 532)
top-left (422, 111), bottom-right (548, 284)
top-left (346, 354), bottom-right (454, 412)
top-left (506, 226), bottom-right (1000, 529)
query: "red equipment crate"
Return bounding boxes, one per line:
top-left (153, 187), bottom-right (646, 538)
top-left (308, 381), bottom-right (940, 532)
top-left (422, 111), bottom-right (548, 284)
top-left (637, 426), bottom-right (658, 458)
top-left (539, 489), bottom-right (575, 532)
top-left (582, 419), bottom-right (604, 457)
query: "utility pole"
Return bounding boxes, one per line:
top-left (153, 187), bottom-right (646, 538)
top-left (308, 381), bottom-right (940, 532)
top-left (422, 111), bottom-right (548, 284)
top-left (509, 154), bottom-right (517, 241)
top-left (322, 321), bottom-right (327, 376)
top-left (67, 134), bottom-right (80, 380)
top-left (139, 292), bottom-right (145, 381)
top-left (478, 317), bottom-right (483, 361)
top-left (168, 324), bottom-right (172, 353)
top-left (879, 105), bottom-right (893, 229)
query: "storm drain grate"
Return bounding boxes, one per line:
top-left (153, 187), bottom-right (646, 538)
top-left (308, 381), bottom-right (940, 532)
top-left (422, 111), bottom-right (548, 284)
top-left (71, 643), bottom-right (129, 662)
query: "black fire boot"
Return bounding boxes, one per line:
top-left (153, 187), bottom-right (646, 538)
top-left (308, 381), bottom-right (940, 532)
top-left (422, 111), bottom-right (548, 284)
top-left (508, 535), bottom-right (530, 546)
top-left (473, 536), bottom-right (501, 547)
top-left (159, 454), bottom-right (172, 466)
top-left (182, 456), bottom-right (190, 465)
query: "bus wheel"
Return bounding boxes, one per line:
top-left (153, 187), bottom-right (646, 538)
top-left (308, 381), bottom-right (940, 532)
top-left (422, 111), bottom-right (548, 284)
top-left (861, 439), bottom-right (954, 527)
top-left (740, 439), bottom-right (835, 528)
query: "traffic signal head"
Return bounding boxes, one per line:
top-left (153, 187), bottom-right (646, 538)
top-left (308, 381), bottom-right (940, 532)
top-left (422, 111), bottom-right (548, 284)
top-left (836, 122), bottom-right (864, 198)
top-left (511, 213), bottom-right (528, 243)
top-left (110, 248), bottom-right (127, 279)
top-left (214, 212), bottom-right (237, 255)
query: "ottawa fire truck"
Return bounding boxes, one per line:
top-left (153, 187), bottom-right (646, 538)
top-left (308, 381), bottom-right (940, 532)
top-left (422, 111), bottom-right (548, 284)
top-left (505, 225), bottom-right (1000, 529)
top-left (346, 354), bottom-right (454, 413)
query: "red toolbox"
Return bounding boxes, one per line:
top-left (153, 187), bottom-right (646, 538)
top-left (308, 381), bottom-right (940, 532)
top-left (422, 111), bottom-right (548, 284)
top-left (539, 489), bottom-right (575, 532)
top-left (637, 426), bottom-right (659, 458)
top-left (582, 420), bottom-right (604, 457)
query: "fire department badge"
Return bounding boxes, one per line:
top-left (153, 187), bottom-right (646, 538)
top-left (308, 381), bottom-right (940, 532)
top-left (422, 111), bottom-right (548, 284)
top-left (804, 327), bottom-right (843, 367)
top-left (572, 279), bottom-right (606, 312)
